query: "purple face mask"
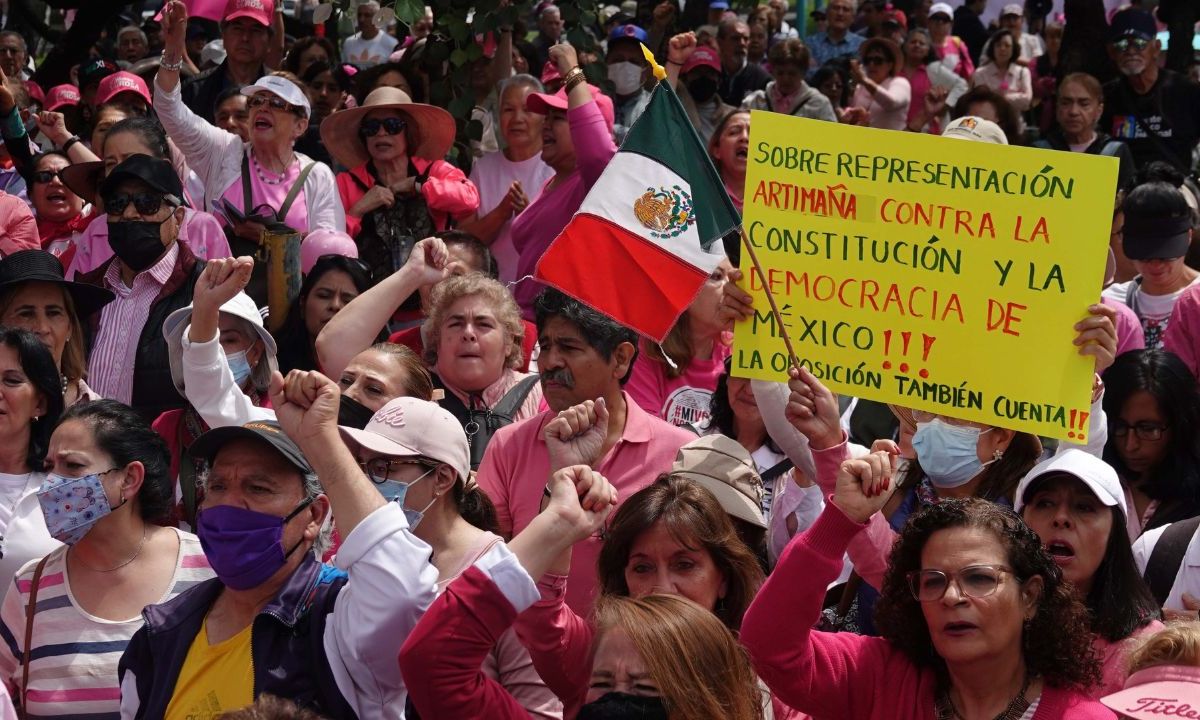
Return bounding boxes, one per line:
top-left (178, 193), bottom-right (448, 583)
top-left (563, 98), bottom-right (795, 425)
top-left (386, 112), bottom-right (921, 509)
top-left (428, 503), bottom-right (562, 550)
top-left (196, 497), bottom-right (315, 590)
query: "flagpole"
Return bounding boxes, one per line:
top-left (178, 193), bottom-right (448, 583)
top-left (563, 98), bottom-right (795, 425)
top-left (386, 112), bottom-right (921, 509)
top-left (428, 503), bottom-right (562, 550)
top-left (739, 226), bottom-right (800, 370)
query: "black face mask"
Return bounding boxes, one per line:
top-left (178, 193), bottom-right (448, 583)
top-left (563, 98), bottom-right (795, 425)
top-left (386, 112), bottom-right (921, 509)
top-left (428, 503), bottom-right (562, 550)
top-left (108, 217), bottom-right (170, 273)
top-left (577, 693), bottom-right (669, 720)
top-left (338, 393), bottom-right (375, 430)
top-left (686, 76), bottom-right (719, 103)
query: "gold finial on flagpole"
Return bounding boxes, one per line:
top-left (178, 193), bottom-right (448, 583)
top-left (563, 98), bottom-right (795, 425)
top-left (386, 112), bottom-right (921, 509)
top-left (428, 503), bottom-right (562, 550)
top-left (640, 43), bottom-right (666, 81)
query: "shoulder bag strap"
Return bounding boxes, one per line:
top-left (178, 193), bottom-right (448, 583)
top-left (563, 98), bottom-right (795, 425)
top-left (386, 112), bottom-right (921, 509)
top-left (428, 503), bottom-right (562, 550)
top-left (760, 458), bottom-right (795, 483)
top-left (492, 375), bottom-right (541, 419)
top-left (1145, 515), bottom-right (1200, 606)
top-left (240, 150), bottom-right (253, 215)
top-left (277, 162), bottom-right (317, 223)
top-left (19, 555), bottom-right (50, 720)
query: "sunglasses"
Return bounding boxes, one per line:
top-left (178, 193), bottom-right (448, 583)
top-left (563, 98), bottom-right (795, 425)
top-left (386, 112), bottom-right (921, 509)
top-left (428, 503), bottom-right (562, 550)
top-left (864, 55), bottom-right (890, 66)
top-left (359, 117), bottom-right (408, 138)
top-left (103, 191), bottom-right (175, 216)
top-left (1113, 37), bottom-right (1150, 52)
top-left (31, 169), bottom-right (66, 184)
top-left (247, 94), bottom-right (306, 117)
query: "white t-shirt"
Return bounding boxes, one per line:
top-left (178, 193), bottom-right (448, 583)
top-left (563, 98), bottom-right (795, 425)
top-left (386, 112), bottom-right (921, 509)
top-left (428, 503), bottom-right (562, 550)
top-left (1103, 276), bottom-right (1200, 349)
top-left (0, 472), bottom-right (58, 591)
top-left (342, 31), bottom-right (399, 68)
top-left (468, 151), bottom-right (555, 282)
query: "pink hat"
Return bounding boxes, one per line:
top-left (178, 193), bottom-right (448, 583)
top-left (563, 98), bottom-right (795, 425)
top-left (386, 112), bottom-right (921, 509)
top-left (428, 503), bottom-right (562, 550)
top-left (526, 83), bottom-right (615, 133)
top-left (301, 229), bottom-right (358, 275)
top-left (45, 84), bottom-right (81, 112)
top-left (223, 0), bottom-right (274, 26)
top-left (95, 71), bottom-right (151, 107)
top-left (682, 46), bottom-right (721, 74)
top-left (1101, 665), bottom-right (1200, 719)
top-left (339, 397), bottom-right (470, 484)
top-left (540, 60), bottom-right (562, 86)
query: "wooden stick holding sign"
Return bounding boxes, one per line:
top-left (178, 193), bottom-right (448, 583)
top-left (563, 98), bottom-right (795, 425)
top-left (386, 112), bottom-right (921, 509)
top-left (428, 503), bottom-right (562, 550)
top-left (738, 225), bottom-right (800, 370)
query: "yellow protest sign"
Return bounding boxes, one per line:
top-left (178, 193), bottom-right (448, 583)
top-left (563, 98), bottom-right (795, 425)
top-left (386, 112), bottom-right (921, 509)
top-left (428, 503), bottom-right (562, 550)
top-left (732, 113), bottom-right (1119, 442)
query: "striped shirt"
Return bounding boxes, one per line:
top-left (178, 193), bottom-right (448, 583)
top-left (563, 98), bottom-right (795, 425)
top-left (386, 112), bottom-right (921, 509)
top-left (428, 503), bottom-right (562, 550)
top-left (0, 528), bottom-right (212, 719)
top-left (87, 243), bottom-right (179, 404)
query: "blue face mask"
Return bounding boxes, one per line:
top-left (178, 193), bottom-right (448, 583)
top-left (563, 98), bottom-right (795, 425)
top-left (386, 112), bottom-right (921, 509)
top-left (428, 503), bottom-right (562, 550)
top-left (911, 419), bottom-right (995, 489)
top-left (226, 349), bottom-right (253, 387)
top-left (37, 469), bottom-right (122, 545)
top-left (370, 466), bottom-right (437, 530)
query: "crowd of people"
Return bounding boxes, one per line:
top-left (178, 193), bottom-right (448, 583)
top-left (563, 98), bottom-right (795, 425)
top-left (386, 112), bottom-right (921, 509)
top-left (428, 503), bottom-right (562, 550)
top-left (0, 0), bottom-right (1194, 717)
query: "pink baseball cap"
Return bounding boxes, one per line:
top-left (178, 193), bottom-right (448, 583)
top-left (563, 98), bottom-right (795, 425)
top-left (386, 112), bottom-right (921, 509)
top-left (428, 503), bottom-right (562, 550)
top-left (540, 60), bottom-right (562, 86)
top-left (1101, 665), bottom-right (1200, 719)
top-left (24, 81), bottom-right (44, 106)
top-left (45, 84), bottom-right (80, 112)
top-left (682, 46), bottom-right (721, 75)
top-left (339, 397), bottom-right (470, 484)
top-left (300, 229), bottom-right (358, 275)
top-left (526, 83), bottom-right (615, 133)
top-left (95, 71), bottom-right (151, 107)
top-left (224, 0), bottom-right (274, 26)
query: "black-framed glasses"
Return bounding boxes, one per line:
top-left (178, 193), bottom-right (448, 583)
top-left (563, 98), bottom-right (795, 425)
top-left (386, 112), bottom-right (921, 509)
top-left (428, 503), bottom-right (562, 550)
top-left (103, 191), bottom-right (175, 216)
top-left (357, 457), bottom-right (432, 482)
top-left (863, 55), bottom-right (889, 66)
top-left (907, 565), bottom-right (1015, 602)
top-left (1113, 37), bottom-right (1150, 52)
top-left (1112, 421), bottom-right (1168, 442)
top-left (359, 117), bottom-right (408, 138)
top-left (247, 94), bottom-right (306, 117)
top-left (31, 169), bottom-right (66, 184)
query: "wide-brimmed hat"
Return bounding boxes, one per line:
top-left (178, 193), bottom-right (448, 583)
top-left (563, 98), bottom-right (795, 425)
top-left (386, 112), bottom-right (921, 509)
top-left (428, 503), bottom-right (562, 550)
top-left (0, 249), bottom-right (114, 319)
top-left (671, 435), bottom-right (767, 529)
top-left (60, 161), bottom-right (104, 205)
top-left (162, 291), bottom-right (278, 394)
top-left (320, 86), bottom-right (455, 168)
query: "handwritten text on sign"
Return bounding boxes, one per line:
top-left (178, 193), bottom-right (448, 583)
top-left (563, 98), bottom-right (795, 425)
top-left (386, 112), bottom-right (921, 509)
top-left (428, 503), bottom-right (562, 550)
top-left (731, 114), bottom-right (1118, 441)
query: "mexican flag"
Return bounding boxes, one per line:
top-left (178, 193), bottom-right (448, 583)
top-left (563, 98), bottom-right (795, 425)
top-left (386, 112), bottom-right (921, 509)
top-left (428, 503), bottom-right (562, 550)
top-left (534, 81), bottom-right (740, 342)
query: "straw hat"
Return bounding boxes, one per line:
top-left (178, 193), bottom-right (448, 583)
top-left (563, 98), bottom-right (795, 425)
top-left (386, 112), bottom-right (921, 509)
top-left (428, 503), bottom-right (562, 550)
top-left (319, 86), bottom-right (455, 168)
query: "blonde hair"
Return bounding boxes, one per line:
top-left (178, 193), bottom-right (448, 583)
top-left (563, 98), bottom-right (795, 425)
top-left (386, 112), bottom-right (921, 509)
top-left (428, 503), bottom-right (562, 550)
top-left (1128, 621), bottom-right (1200, 674)
top-left (592, 594), bottom-right (764, 720)
top-left (642, 315), bottom-right (694, 379)
top-left (422, 275), bottom-right (524, 370)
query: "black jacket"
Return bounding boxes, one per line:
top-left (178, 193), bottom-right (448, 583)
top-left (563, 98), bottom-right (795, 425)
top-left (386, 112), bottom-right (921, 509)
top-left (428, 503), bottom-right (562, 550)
top-left (79, 242), bottom-right (204, 423)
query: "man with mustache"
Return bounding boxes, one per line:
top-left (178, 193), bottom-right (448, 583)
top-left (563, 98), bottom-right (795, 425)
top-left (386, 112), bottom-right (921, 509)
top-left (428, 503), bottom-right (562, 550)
top-left (476, 288), bottom-right (695, 615)
top-left (1100, 7), bottom-right (1200, 173)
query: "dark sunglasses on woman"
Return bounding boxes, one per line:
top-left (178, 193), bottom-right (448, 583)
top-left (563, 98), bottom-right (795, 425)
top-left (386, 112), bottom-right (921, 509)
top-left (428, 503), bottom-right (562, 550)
top-left (359, 117), bottom-right (408, 138)
top-left (248, 94), bottom-right (306, 117)
top-left (31, 169), bottom-right (67, 184)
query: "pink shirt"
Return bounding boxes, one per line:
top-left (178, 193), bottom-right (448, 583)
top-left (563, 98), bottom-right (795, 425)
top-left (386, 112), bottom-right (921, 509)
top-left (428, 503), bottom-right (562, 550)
top-left (1095, 620), bottom-right (1164, 699)
top-left (851, 75), bottom-right (911, 131)
top-left (1105, 296), bottom-right (1146, 357)
top-left (218, 148), bottom-right (309, 233)
top-left (1161, 283), bottom-right (1200, 379)
top-left (67, 209), bottom-right (231, 278)
top-left (625, 341), bottom-right (732, 427)
top-left (475, 392), bottom-right (694, 614)
top-left (935, 35), bottom-right (975, 80)
top-left (88, 243), bottom-right (180, 404)
top-left (0, 193), bottom-right (37, 258)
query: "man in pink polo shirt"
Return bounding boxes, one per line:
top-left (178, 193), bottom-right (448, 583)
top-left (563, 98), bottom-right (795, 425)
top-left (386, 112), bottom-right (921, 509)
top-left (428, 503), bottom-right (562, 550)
top-left (477, 288), bottom-right (695, 614)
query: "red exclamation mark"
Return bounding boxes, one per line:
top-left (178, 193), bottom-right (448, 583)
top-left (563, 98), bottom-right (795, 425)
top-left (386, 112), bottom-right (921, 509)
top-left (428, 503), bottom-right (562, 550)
top-left (882, 330), bottom-right (893, 370)
top-left (899, 332), bottom-right (912, 374)
top-left (1077, 411), bottom-right (1089, 439)
top-left (1068, 409), bottom-right (1079, 439)
top-left (919, 335), bottom-right (936, 379)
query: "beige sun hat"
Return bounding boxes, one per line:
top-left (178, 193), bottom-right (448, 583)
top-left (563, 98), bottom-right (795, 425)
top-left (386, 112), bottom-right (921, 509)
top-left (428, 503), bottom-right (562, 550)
top-left (320, 86), bottom-right (456, 168)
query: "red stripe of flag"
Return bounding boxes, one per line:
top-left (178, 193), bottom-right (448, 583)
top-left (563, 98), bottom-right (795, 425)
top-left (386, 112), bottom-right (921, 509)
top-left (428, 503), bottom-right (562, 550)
top-left (535, 214), bottom-right (709, 342)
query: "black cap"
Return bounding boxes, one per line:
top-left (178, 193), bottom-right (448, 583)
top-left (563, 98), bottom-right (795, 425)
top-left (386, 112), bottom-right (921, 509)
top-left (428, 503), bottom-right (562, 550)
top-left (1109, 8), bottom-right (1157, 42)
top-left (810, 8), bottom-right (826, 19)
top-left (1123, 214), bottom-right (1192, 260)
top-left (99, 154), bottom-right (184, 204)
top-left (0, 250), bottom-right (114, 318)
top-left (188, 420), bottom-right (316, 477)
top-left (80, 59), bottom-right (118, 89)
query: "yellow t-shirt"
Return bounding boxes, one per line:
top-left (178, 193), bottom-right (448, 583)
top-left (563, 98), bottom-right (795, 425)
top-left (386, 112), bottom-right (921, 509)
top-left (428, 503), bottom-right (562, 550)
top-left (164, 617), bottom-right (255, 720)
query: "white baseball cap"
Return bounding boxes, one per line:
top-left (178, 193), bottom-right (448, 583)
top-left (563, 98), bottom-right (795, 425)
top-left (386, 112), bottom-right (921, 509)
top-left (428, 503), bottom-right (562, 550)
top-left (1001, 3), bottom-right (1024, 16)
top-left (162, 291), bottom-right (278, 394)
top-left (1014, 449), bottom-right (1127, 518)
top-left (241, 75), bottom-right (311, 118)
top-left (929, 3), bottom-right (953, 19)
top-left (340, 397), bottom-right (470, 484)
top-left (942, 115), bottom-right (1008, 145)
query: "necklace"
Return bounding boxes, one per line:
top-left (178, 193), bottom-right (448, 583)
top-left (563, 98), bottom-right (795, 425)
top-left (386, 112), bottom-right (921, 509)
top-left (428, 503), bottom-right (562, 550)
top-left (72, 524), bottom-right (148, 573)
top-left (251, 149), bottom-right (293, 186)
top-left (935, 674), bottom-right (1032, 720)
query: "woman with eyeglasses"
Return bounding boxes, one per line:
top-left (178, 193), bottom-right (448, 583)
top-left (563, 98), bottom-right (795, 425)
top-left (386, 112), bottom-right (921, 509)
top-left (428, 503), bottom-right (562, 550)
top-left (741, 457), bottom-right (1112, 719)
top-left (848, 37), bottom-right (911, 130)
top-left (154, 1), bottom-right (344, 281)
top-left (321, 86), bottom-right (479, 286)
top-left (1102, 349), bottom-right (1200, 538)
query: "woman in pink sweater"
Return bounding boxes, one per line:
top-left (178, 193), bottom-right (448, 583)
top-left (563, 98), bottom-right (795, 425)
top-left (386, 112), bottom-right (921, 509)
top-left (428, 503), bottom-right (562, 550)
top-left (741, 453), bottom-right (1114, 719)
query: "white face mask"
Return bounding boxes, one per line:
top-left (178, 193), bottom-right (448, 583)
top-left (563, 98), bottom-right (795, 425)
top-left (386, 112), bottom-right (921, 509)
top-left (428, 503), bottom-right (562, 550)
top-left (608, 61), bottom-right (644, 96)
